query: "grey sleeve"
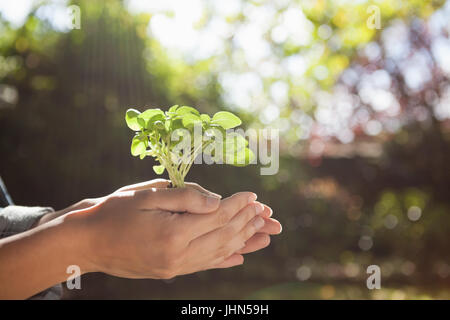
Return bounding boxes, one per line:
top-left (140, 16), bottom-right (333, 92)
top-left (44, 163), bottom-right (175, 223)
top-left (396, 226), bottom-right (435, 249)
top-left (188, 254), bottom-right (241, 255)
top-left (0, 205), bottom-right (63, 299)
top-left (0, 205), bottom-right (54, 239)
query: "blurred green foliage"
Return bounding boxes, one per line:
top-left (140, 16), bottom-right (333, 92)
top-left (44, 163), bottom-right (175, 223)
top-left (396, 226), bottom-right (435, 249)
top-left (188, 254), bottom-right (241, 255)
top-left (0, 0), bottom-right (449, 299)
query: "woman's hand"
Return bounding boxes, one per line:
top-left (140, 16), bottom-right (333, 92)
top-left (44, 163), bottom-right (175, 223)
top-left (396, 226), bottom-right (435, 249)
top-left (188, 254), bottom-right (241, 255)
top-left (70, 186), bottom-right (268, 279)
top-left (36, 179), bottom-right (185, 225)
top-left (38, 179), bottom-right (282, 261)
top-left (0, 180), bottom-right (281, 298)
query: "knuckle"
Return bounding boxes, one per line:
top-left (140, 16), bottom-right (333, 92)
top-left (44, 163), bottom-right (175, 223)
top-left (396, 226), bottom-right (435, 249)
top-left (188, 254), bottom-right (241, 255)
top-left (217, 210), bottom-right (231, 227)
top-left (212, 255), bottom-right (226, 266)
top-left (234, 192), bottom-right (251, 207)
top-left (103, 194), bottom-right (123, 206)
top-left (216, 245), bottom-right (234, 259)
top-left (102, 196), bottom-right (115, 205)
top-left (235, 241), bottom-right (246, 253)
top-left (218, 192), bottom-right (251, 223)
top-left (220, 224), bottom-right (237, 241)
top-left (84, 197), bottom-right (99, 206)
top-left (226, 243), bottom-right (239, 257)
top-left (243, 223), bottom-right (257, 240)
top-left (244, 204), bottom-right (257, 220)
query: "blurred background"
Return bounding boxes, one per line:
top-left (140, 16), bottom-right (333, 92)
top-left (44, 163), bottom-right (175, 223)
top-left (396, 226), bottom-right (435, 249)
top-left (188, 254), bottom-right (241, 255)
top-left (0, 0), bottom-right (449, 299)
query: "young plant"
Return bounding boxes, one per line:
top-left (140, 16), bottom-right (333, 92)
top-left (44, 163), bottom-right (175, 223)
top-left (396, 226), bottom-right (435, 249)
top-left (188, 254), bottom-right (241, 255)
top-left (125, 105), bottom-right (254, 188)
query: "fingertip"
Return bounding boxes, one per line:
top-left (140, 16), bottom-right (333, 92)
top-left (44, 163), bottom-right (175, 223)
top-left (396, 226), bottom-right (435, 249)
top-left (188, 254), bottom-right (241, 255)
top-left (226, 254), bottom-right (244, 268)
top-left (253, 216), bottom-right (265, 230)
top-left (243, 201), bottom-right (271, 219)
top-left (184, 187), bottom-right (221, 212)
top-left (272, 219), bottom-right (282, 234)
top-left (207, 190), bottom-right (222, 199)
top-left (206, 194), bottom-right (221, 210)
top-left (255, 202), bottom-right (264, 215)
top-left (263, 234), bottom-right (271, 247)
top-left (230, 191), bottom-right (256, 202)
top-left (263, 205), bottom-right (273, 217)
top-left (185, 182), bottom-right (222, 199)
top-left (272, 218), bottom-right (283, 234)
top-left (214, 254), bottom-right (244, 269)
top-left (247, 192), bottom-right (257, 203)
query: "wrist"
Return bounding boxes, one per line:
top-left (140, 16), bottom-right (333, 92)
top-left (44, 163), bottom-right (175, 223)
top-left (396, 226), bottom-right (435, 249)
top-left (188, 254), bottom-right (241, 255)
top-left (36, 197), bottom-right (103, 227)
top-left (58, 209), bottom-right (99, 274)
top-left (0, 212), bottom-right (98, 299)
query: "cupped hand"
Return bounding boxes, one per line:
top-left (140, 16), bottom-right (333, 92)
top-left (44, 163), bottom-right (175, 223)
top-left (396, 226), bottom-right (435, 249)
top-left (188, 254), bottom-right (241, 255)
top-left (70, 186), bottom-right (270, 279)
top-left (57, 179), bottom-right (281, 278)
top-left (116, 180), bottom-right (282, 269)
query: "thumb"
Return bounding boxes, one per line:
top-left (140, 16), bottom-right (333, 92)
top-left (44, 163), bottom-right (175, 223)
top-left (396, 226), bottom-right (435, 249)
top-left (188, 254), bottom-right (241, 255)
top-left (184, 182), bottom-right (222, 199)
top-left (135, 187), bottom-right (221, 214)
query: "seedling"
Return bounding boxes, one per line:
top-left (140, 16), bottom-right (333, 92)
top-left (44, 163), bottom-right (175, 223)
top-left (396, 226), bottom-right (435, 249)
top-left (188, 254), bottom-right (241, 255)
top-left (125, 105), bottom-right (254, 188)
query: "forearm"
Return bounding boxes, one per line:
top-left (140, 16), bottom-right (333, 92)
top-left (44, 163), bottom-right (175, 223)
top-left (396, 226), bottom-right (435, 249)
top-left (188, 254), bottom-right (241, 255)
top-left (0, 213), bottom-right (92, 299)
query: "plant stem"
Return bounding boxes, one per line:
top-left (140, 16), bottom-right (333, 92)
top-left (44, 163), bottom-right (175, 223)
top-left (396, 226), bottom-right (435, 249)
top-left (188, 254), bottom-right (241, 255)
top-left (158, 137), bottom-right (212, 188)
top-left (160, 154), bottom-right (185, 188)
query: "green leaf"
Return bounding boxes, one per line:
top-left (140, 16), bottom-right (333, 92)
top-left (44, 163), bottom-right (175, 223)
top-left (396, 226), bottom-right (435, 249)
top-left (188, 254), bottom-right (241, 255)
top-left (153, 164), bottom-right (165, 175)
top-left (224, 133), bottom-right (248, 154)
top-left (168, 105), bottom-right (179, 113)
top-left (126, 105), bottom-right (251, 181)
top-left (145, 113), bottom-right (165, 128)
top-left (200, 114), bottom-right (211, 123)
top-left (150, 113), bottom-right (166, 121)
top-left (177, 106), bottom-right (200, 116)
top-left (131, 135), bottom-right (147, 156)
top-left (205, 126), bottom-right (226, 139)
top-left (171, 118), bottom-right (185, 131)
top-left (211, 111), bottom-right (242, 129)
top-left (153, 120), bottom-right (165, 130)
top-left (137, 117), bottom-right (146, 129)
top-left (139, 109), bottom-right (165, 121)
top-left (181, 113), bottom-right (201, 128)
top-left (136, 112), bottom-right (164, 130)
top-left (125, 109), bottom-right (141, 131)
top-left (226, 147), bottom-right (254, 166)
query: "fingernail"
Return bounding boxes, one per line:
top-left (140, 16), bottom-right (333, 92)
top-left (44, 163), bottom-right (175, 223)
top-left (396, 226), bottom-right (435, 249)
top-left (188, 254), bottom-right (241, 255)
top-left (254, 217), bottom-right (265, 229)
top-left (247, 193), bottom-right (257, 204)
top-left (211, 192), bottom-right (222, 199)
top-left (255, 203), bottom-right (264, 215)
top-left (206, 195), bottom-right (221, 207)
